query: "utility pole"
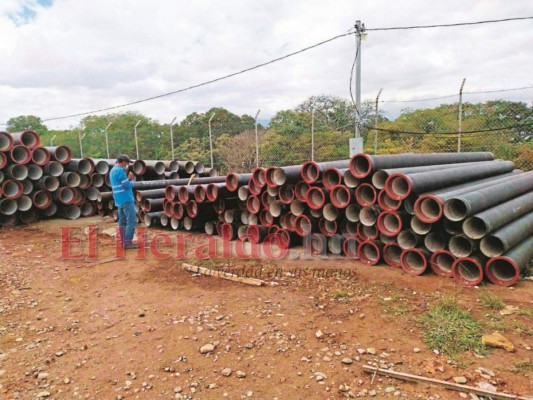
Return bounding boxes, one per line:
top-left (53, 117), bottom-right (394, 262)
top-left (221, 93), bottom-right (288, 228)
top-left (354, 20), bottom-right (365, 138)
top-left (349, 20), bottom-right (366, 156)
top-left (311, 107), bottom-right (315, 161)
top-left (458, 78), bottom-right (466, 153)
top-left (374, 89), bottom-right (383, 154)
top-left (169, 116), bottom-right (177, 160)
top-left (208, 113), bottom-right (216, 168)
top-left (254, 109), bottom-right (261, 168)
top-left (134, 120), bottom-right (141, 160)
top-left (104, 121), bottom-right (113, 159)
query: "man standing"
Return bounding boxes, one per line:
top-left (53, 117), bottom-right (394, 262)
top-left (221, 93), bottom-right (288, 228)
top-left (110, 155), bottom-right (137, 249)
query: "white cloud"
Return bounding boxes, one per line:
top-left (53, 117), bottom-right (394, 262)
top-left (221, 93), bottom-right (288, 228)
top-left (0, 0), bottom-right (532, 129)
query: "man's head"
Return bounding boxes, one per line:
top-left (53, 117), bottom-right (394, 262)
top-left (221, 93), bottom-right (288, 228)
top-left (116, 154), bottom-right (131, 168)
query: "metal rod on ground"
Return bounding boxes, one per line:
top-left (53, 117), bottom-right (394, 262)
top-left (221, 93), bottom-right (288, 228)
top-left (170, 116), bottom-right (177, 161)
top-left (254, 109), bottom-right (261, 168)
top-left (134, 120), bottom-right (141, 160)
top-left (458, 78), bottom-right (466, 153)
top-left (208, 113), bottom-right (216, 168)
top-left (374, 88), bottom-right (382, 154)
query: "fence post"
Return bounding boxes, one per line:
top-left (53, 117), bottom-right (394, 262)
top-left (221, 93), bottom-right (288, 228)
top-left (458, 78), bottom-right (466, 152)
top-left (134, 120), bottom-right (141, 160)
top-left (311, 108), bottom-right (315, 161)
top-left (169, 116), bottom-right (177, 160)
top-left (50, 135), bottom-right (57, 147)
top-left (254, 109), bottom-right (261, 167)
top-left (79, 130), bottom-right (86, 158)
top-left (374, 89), bottom-right (383, 154)
top-left (208, 112), bottom-right (216, 168)
top-left (104, 121), bottom-right (113, 159)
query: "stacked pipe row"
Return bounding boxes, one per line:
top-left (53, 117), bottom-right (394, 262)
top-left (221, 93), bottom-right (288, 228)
top-left (0, 129), bottom-right (215, 226)
top-left (132, 151), bottom-right (532, 287)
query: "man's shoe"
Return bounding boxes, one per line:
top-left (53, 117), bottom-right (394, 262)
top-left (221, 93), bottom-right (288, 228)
top-left (123, 244), bottom-right (138, 250)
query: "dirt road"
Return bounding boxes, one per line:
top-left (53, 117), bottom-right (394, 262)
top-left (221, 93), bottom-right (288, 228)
top-left (1, 217), bottom-right (532, 399)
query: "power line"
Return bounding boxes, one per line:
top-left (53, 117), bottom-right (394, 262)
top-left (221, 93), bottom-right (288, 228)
top-left (40, 31), bottom-right (355, 123)
top-left (380, 85), bottom-right (533, 103)
top-left (366, 16), bottom-right (533, 31)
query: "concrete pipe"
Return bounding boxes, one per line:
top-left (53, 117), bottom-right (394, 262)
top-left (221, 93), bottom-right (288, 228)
top-left (0, 153), bottom-right (6, 169)
top-left (45, 146), bottom-right (73, 164)
top-left (377, 211), bottom-right (410, 237)
top-left (358, 240), bottom-right (384, 265)
top-left (410, 215), bottom-right (432, 235)
top-left (57, 205), bottom-right (81, 220)
top-left (260, 209), bottom-right (274, 226)
top-left (350, 152), bottom-right (494, 179)
top-left (452, 255), bottom-right (486, 286)
top-left (169, 217), bottom-right (181, 231)
top-left (323, 203), bottom-right (339, 222)
top-left (36, 176), bottom-right (60, 192)
top-left (225, 173), bottom-right (253, 192)
top-left (143, 198), bottom-right (165, 213)
top-left (397, 230), bottom-right (423, 250)
top-left (294, 214), bottom-right (317, 237)
top-left (345, 204), bottom-right (360, 223)
top-left (173, 203), bottom-right (184, 219)
top-left (11, 130), bottom-right (41, 150)
top-left (429, 250), bottom-right (456, 278)
top-left (443, 171), bottom-right (533, 222)
top-left (463, 191), bottom-right (533, 240)
top-left (144, 211), bottom-right (163, 227)
top-left (2, 180), bottom-right (24, 199)
top-left (343, 170), bottom-right (361, 188)
top-left (0, 198), bottom-right (18, 215)
top-left (18, 208), bottom-right (39, 224)
top-left (0, 131), bottom-right (14, 152)
top-left (342, 236), bottom-right (359, 259)
top-left (80, 202), bottom-right (97, 217)
top-left (330, 185), bottom-right (353, 209)
top-left (377, 190), bottom-right (401, 211)
top-left (359, 205), bottom-right (381, 227)
top-left (21, 179), bottom-right (33, 195)
top-left (357, 223), bottom-right (378, 241)
top-left (60, 172), bottom-right (81, 188)
top-left (401, 248), bottom-right (431, 276)
top-left (327, 234), bottom-right (345, 255)
top-left (448, 234), bottom-right (477, 258)
top-left (340, 219), bottom-right (357, 236)
top-left (306, 187), bottom-right (328, 210)
top-left (193, 185), bottom-right (206, 203)
top-left (43, 161), bottom-right (64, 177)
top-left (16, 195), bottom-right (32, 211)
top-left (26, 165), bottom-right (44, 181)
top-left (31, 147), bottom-right (51, 166)
top-left (5, 164), bottom-right (28, 181)
top-left (318, 217), bottom-right (337, 237)
top-left (86, 187), bottom-right (100, 201)
top-left (302, 160), bottom-right (350, 184)
top-left (485, 236), bottom-right (533, 287)
top-left (383, 242), bottom-right (403, 268)
top-left (269, 200), bottom-right (285, 218)
top-left (479, 211), bottom-right (533, 258)
top-left (247, 225), bottom-right (269, 244)
top-left (303, 233), bottom-right (327, 256)
top-left (251, 167), bottom-right (267, 188)
top-left (40, 202), bottom-right (58, 217)
top-left (386, 160), bottom-right (514, 201)
top-left (159, 213), bottom-right (169, 227)
top-left (323, 168), bottom-right (348, 190)
top-left (221, 223), bottom-right (238, 241)
top-left (424, 231), bottom-right (448, 252)
top-left (9, 145), bottom-right (33, 165)
top-left (65, 158), bottom-right (96, 175)
top-left (294, 181), bottom-right (310, 202)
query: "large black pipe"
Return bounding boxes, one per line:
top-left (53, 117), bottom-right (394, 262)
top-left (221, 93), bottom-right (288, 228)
top-left (443, 170), bottom-right (533, 221)
top-left (463, 191), bottom-right (533, 240)
top-left (135, 188), bottom-right (167, 202)
top-left (45, 146), bottom-right (73, 164)
top-left (301, 160), bottom-right (350, 184)
top-left (65, 158), bottom-right (95, 175)
top-left (226, 173), bottom-right (253, 192)
top-left (349, 151), bottom-right (494, 179)
top-left (414, 171), bottom-right (522, 223)
top-left (485, 236), bottom-right (533, 287)
top-left (479, 211), bottom-right (533, 258)
top-left (371, 161), bottom-right (494, 190)
top-left (386, 160), bottom-right (515, 200)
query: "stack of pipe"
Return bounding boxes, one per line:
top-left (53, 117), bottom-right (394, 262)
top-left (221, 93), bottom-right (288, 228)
top-left (0, 129), bottom-right (217, 226)
top-left (134, 151), bottom-right (532, 287)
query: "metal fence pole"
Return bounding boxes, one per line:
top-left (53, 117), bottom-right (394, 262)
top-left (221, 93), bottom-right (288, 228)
top-left (104, 121), bottom-right (113, 159)
top-left (374, 89), bottom-right (383, 154)
top-left (254, 109), bottom-right (261, 167)
top-left (208, 112), bottom-right (216, 168)
top-left (50, 135), bottom-right (57, 147)
top-left (134, 120), bottom-right (141, 160)
top-left (311, 108), bottom-right (315, 161)
top-left (169, 116), bottom-right (177, 160)
top-left (79, 130), bottom-right (86, 158)
top-left (458, 78), bottom-right (466, 152)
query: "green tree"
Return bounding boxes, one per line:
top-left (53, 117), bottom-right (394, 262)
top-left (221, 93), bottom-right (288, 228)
top-left (6, 115), bottom-right (48, 134)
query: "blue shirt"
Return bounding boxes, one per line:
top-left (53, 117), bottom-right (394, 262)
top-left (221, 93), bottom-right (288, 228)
top-left (110, 165), bottom-right (135, 207)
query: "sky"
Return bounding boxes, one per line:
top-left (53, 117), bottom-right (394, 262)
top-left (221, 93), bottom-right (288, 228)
top-left (0, 0), bottom-right (532, 130)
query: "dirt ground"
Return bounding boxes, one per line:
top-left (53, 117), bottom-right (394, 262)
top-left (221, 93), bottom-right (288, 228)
top-left (0, 216), bottom-right (532, 400)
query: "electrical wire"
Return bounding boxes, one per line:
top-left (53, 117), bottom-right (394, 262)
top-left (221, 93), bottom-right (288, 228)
top-left (40, 31), bottom-right (355, 122)
top-left (366, 16), bottom-right (533, 31)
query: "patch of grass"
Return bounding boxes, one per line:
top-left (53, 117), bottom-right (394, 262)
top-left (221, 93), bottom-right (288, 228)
top-left (510, 359), bottom-right (533, 373)
top-left (418, 297), bottom-right (487, 357)
top-left (516, 308), bottom-right (533, 318)
top-left (378, 293), bottom-right (411, 316)
top-left (331, 289), bottom-right (350, 300)
top-left (478, 290), bottom-right (505, 310)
